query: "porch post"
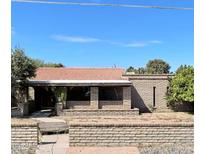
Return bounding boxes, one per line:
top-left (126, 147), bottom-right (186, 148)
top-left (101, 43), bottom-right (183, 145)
top-left (21, 86), bottom-right (29, 116)
top-left (56, 102), bottom-right (63, 116)
top-left (123, 86), bottom-right (131, 109)
top-left (90, 87), bottom-right (99, 109)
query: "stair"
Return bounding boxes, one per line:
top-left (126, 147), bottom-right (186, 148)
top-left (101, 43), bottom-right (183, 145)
top-left (39, 122), bottom-right (69, 134)
top-left (32, 117), bottom-right (69, 134)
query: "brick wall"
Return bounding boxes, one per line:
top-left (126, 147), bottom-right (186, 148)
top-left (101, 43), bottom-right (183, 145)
top-left (124, 75), bottom-right (171, 112)
top-left (11, 123), bottom-right (39, 152)
top-left (68, 101), bottom-right (91, 109)
top-left (90, 87), bottom-right (99, 109)
top-left (125, 74), bottom-right (194, 113)
top-left (69, 123), bottom-right (193, 146)
top-left (99, 101), bottom-right (123, 109)
top-left (123, 86), bottom-right (131, 109)
top-left (60, 109), bottom-right (139, 117)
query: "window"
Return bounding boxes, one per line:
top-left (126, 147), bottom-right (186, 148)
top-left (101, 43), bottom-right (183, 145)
top-left (67, 87), bottom-right (90, 101)
top-left (153, 86), bottom-right (156, 107)
top-left (99, 87), bottom-right (123, 101)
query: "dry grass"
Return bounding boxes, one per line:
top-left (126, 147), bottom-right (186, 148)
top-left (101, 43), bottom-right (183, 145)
top-left (58, 112), bottom-right (193, 125)
top-left (139, 112), bottom-right (193, 121)
top-left (11, 118), bottom-right (37, 125)
top-left (11, 112), bottom-right (193, 125)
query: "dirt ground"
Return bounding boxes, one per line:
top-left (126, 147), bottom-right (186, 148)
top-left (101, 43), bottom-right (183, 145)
top-left (11, 118), bottom-right (36, 125)
top-left (11, 112), bottom-right (193, 125)
top-left (58, 112), bottom-right (194, 125)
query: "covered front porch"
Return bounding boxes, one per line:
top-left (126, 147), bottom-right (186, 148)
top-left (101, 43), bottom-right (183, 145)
top-left (27, 80), bottom-right (136, 116)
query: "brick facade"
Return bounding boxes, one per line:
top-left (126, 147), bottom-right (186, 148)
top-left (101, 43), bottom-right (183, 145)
top-left (123, 86), bottom-right (131, 109)
top-left (124, 75), bottom-right (171, 112)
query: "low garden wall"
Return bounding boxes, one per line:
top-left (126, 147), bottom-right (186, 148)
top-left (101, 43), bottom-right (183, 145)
top-left (69, 122), bottom-right (194, 146)
top-left (11, 122), bottom-right (39, 153)
top-left (60, 109), bottom-right (139, 117)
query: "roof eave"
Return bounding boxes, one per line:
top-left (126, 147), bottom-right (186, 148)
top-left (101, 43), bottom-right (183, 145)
top-left (28, 80), bottom-right (132, 87)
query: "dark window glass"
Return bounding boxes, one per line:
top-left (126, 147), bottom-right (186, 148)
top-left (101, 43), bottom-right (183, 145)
top-left (67, 87), bottom-right (90, 101)
top-left (99, 87), bottom-right (123, 101)
top-left (153, 86), bottom-right (156, 107)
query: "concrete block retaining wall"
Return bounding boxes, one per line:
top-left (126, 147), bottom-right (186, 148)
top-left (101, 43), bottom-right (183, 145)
top-left (69, 123), bottom-right (194, 146)
top-left (60, 109), bottom-right (139, 117)
top-left (11, 123), bottom-right (39, 152)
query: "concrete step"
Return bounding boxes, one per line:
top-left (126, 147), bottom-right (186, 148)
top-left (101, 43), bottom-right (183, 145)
top-left (32, 118), bottom-right (69, 134)
top-left (39, 122), bottom-right (69, 134)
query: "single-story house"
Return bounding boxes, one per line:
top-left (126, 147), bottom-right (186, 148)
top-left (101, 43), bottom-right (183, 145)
top-left (21, 67), bottom-right (192, 116)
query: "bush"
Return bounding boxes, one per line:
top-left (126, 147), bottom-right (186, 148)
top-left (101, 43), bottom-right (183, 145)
top-left (167, 65), bottom-right (194, 105)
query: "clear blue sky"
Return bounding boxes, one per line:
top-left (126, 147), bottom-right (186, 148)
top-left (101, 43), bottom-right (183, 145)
top-left (11, 0), bottom-right (193, 72)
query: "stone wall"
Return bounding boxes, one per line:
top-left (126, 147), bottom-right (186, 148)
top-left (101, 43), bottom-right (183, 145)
top-left (11, 123), bottom-right (39, 152)
top-left (69, 123), bottom-right (194, 146)
top-left (60, 109), bottom-right (139, 117)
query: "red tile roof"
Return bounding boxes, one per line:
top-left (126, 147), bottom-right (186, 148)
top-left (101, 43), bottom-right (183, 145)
top-left (32, 67), bottom-right (127, 80)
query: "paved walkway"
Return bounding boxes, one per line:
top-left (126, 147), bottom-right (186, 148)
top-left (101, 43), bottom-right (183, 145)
top-left (36, 134), bottom-right (69, 154)
top-left (36, 134), bottom-right (139, 154)
top-left (68, 147), bottom-right (139, 154)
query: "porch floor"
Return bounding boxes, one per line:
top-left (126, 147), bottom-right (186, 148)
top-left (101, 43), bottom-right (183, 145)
top-left (30, 109), bottom-right (54, 118)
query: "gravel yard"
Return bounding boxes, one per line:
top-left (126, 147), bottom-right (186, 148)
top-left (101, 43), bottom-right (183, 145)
top-left (139, 144), bottom-right (194, 154)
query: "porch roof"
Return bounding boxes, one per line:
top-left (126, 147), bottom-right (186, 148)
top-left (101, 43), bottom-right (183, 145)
top-left (28, 80), bottom-right (132, 86)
